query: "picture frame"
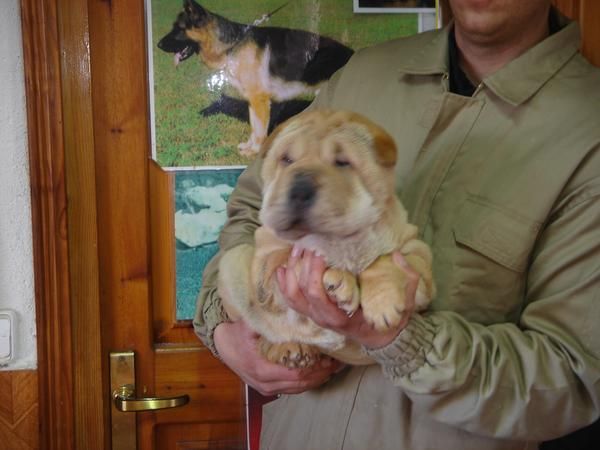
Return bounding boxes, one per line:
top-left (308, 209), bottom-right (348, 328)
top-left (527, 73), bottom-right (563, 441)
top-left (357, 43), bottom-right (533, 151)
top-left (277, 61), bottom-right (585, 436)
top-left (353, 0), bottom-right (436, 14)
top-left (146, 0), bottom-right (423, 168)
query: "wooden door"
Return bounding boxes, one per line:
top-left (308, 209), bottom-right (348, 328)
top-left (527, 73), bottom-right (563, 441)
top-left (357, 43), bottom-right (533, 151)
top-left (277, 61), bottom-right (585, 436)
top-left (88, 0), bottom-right (244, 450)
top-left (88, 0), bottom-right (246, 448)
top-left (22, 0), bottom-right (244, 449)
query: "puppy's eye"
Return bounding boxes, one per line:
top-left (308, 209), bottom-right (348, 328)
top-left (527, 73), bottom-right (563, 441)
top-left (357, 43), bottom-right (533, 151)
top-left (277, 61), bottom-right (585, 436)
top-left (281, 154), bottom-right (294, 166)
top-left (334, 159), bottom-right (351, 168)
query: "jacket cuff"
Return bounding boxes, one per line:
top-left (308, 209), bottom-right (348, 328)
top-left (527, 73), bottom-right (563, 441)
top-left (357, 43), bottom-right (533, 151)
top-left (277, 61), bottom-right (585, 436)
top-left (365, 314), bottom-right (437, 377)
top-left (205, 293), bottom-right (230, 357)
top-left (193, 286), bottom-right (230, 358)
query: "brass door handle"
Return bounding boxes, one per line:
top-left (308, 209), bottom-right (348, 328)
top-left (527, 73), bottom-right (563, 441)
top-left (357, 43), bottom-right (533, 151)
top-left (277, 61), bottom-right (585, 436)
top-left (113, 384), bottom-right (190, 412)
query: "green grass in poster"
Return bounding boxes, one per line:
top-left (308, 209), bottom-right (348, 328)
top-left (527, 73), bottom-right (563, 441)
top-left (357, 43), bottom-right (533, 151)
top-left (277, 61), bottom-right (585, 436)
top-left (150, 0), bottom-right (418, 167)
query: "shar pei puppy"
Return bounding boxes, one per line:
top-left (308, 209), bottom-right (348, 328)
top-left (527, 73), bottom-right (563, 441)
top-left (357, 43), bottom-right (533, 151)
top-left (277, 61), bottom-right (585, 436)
top-left (218, 110), bottom-right (435, 367)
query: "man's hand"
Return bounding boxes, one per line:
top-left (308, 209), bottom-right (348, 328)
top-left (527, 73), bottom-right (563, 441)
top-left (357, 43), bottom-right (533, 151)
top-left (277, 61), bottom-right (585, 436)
top-left (276, 247), bottom-right (420, 349)
top-left (214, 320), bottom-right (343, 396)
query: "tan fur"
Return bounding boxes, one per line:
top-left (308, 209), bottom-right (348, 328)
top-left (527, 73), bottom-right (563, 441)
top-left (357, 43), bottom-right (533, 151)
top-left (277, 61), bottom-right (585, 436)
top-left (185, 19), bottom-right (321, 155)
top-left (186, 22), bottom-right (231, 68)
top-left (218, 110), bottom-right (435, 367)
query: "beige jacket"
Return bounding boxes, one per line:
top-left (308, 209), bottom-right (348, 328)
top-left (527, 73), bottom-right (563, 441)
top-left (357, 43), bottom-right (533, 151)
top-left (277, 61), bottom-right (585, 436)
top-left (195, 14), bottom-right (600, 450)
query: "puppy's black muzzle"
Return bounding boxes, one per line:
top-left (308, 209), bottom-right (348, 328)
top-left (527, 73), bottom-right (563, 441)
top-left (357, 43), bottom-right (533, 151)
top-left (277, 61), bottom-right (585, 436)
top-left (288, 172), bottom-right (317, 212)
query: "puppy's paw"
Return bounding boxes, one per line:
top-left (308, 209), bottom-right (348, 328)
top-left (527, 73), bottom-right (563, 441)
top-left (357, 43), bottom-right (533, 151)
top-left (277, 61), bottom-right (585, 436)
top-left (259, 338), bottom-right (320, 369)
top-left (361, 289), bottom-right (407, 332)
top-left (322, 268), bottom-right (360, 316)
top-left (359, 255), bottom-right (412, 332)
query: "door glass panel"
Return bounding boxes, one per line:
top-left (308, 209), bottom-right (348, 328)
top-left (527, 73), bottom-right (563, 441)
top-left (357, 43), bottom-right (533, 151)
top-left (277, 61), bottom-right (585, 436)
top-left (174, 168), bottom-right (243, 319)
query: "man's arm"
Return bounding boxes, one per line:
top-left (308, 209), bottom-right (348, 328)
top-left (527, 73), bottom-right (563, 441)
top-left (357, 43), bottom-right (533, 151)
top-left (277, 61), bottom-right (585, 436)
top-left (193, 159), bottom-right (264, 354)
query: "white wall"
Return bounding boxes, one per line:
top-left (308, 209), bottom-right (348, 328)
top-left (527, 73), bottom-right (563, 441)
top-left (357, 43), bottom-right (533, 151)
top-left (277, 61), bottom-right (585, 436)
top-left (0, 0), bottom-right (36, 370)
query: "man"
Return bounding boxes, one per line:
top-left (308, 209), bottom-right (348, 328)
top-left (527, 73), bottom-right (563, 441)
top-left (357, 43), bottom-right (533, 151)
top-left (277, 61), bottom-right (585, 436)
top-left (195, 1), bottom-right (600, 448)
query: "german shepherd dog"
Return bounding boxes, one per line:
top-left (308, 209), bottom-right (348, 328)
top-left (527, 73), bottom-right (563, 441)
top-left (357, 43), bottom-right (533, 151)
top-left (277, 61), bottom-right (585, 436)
top-left (157, 0), bottom-right (354, 156)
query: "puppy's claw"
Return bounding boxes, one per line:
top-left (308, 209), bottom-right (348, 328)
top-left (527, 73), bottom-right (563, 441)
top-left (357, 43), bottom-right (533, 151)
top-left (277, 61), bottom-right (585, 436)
top-left (322, 269), bottom-right (360, 316)
top-left (325, 281), bottom-right (340, 292)
top-left (261, 341), bottom-right (321, 369)
top-left (363, 307), bottom-right (404, 332)
top-left (383, 314), bottom-right (390, 329)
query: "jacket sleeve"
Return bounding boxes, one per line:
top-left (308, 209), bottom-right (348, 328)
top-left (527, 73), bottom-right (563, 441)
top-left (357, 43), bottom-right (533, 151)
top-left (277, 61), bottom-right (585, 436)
top-left (193, 158), bottom-right (264, 355)
top-left (367, 175), bottom-right (600, 440)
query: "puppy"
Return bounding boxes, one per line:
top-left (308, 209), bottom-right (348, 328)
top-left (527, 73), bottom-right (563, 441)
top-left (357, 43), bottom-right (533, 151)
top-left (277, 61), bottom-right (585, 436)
top-left (218, 110), bottom-right (435, 367)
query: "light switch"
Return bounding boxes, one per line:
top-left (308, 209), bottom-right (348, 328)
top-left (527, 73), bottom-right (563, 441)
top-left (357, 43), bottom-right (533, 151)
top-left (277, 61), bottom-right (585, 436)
top-left (0, 310), bottom-right (15, 363)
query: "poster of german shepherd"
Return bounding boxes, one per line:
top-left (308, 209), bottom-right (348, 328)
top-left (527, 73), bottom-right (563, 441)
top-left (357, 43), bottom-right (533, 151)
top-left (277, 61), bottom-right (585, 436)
top-left (148, 0), bottom-right (423, 167)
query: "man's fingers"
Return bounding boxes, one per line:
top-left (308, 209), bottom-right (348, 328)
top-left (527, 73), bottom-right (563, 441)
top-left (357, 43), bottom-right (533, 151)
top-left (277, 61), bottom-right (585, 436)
top-left (237, 318), bottom-right (262, 339)
top-left (298, 249), bottom-right (314, 292)
top-left (393, 252), bottom-right (420, 289)
top-left (393, 252), bottom-right (419, 279)
top-left (306, 254), bottom-right (327, 300)
top-left (249, 356), bottom-right (335, 383)
top-left (248, 358), bottom-right (343, 396)
top-left (254, 378), bottom-right (324, 396)
top-left (276, 267), bottom-right (286, 294)
top-left (282, 265), bottom-right (307, 314)
top-left (215, 320), bottom-right (340, 398)
top-left (392, 252), bottom-right (419, 319)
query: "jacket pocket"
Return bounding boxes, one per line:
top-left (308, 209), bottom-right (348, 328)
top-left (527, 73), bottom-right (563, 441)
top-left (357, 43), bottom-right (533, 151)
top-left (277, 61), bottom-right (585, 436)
top-left (449, 195), bottom-right (542, 323)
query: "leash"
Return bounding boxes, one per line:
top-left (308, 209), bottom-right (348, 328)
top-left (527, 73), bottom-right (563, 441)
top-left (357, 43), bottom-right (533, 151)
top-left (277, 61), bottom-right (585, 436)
top-left (253, 1), bottom-right (291, 26)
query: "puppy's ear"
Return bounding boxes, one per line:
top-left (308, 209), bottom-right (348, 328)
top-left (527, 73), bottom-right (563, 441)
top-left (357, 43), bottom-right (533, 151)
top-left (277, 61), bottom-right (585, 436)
top-left (331, 111), bottom-right (396, 168)
top-left (370, 127), bottom-right (397, 169)
top-left (348, 113), bottom-right (396, 168)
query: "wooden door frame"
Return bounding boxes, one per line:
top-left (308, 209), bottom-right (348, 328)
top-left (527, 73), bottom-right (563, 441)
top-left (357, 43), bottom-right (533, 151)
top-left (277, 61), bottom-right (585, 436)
top-left (21, 0), bottom-right (105, 449)
top-left (21, 1), bottom-right (598, 449)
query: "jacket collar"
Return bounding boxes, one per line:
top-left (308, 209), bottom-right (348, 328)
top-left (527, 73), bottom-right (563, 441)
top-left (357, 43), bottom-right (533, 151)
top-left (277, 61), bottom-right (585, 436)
top-left (396, 27), bottom-right (449, 76)
top-left (397, 9), bottom-right (581, 106)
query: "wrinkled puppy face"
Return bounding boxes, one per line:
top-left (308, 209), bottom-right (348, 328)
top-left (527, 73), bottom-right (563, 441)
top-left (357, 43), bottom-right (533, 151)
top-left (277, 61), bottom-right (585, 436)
top-left (259, 110), bottom-right (397, 241)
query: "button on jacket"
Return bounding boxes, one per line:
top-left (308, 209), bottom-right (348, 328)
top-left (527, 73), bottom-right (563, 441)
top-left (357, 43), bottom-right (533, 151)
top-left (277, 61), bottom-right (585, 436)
top-left (195, 12), bottom-right (600, 450)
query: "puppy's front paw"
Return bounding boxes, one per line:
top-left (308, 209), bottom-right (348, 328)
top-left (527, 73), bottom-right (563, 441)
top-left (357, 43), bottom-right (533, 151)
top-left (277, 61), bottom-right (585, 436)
top-left (359, 255), bottom-right (411, 332)
top-left (361, 289), bottom-right (407, 331)
top-left (259, 338), bottom-right (320, 369)
top-left (322, 268), bottom-right (360, 316)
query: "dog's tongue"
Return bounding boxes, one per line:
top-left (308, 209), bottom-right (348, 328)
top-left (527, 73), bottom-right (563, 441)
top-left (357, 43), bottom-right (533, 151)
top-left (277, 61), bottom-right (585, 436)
top-left (174, 52), bottom-right (182, 67)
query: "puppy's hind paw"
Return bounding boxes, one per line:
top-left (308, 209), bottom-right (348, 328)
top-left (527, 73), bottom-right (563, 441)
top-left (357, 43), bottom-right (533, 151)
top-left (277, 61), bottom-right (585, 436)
top-left (259, 339), bottom-right (321, 369)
